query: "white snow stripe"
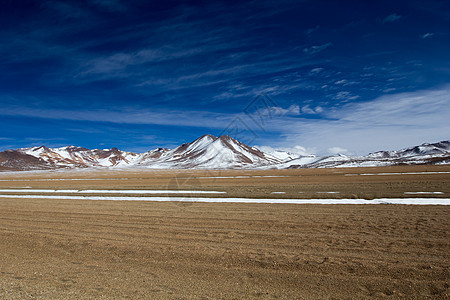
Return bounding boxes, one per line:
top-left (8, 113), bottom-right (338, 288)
top-left (404, 192), bottom-right (444, 194)
top-left (316, 192), bottom-right (340, 194)
top-left (0, 195), bottom-right (448, 205)
top-left (0, 189), bottom-right (226, 194)
top-left (345, 171), bottom-right (450, 176)
top-left (0, 178), bottom-right (129, 181)
top-left (180, 175), bottom-right (291, 179)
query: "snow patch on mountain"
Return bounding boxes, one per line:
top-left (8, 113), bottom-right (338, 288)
top-left (139, 135), bottom-right (281, 169)
top-left (2, 137), bottom-right (449, 171)
top-left (286, 140), bottom-right (450, 168)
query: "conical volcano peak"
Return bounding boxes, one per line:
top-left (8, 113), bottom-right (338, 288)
top-left (199, 134), bottom-right (217, 140)
top-left (3, 136), bottom-right (449, 171)
top-left (218, 135), bottom-right (233, 140)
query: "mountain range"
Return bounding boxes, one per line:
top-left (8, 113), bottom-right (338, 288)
top-left (0, 135), bottom-right (449, 171)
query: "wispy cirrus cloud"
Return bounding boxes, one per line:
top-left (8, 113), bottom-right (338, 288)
top-left (382, 13), bottom-right (402, 23)
top-left (421, 32), bottom-right (435, 39)
top-left (303, 43), bottom-right (332, 55)
top-left (257, 85), bottom-right (450, 155)
top-left (1, 0), bottom-right (449, 153)
top-left (0, 106), bottom-right (233, 129)
top-left (5, 85), bottom-right (449, 156)
top-left (88, 0), bottom-right (128, 12)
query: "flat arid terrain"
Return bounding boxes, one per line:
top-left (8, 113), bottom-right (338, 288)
top-left (0, 165), bottom-right (449, 298)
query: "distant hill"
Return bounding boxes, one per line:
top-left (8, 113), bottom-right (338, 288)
top-left (1, 136), bottom-right (449, 171)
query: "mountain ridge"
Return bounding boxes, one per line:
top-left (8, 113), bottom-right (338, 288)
top-left (1, 136), bottom-right (449, 171)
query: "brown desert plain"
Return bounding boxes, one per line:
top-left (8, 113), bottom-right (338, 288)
top-left (0, 165), bottom-right (449, 299)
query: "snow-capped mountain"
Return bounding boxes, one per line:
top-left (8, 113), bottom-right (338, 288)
top-left (255, 148), bottom-right (302, 162)
top-left (19, 145), bottom-right (142, 168)
top-left (0, 150), bottom-right (53, 171)
top-left (287, 140), bottom-right (450, 168)
top-left (368, 140), bottom-right (450, 159)
top-left (0, 136), bottom-right (449, 171)
top-left (139, 135), bottom-right (281, 169)
top-left (0, 135), bottom-right (281, 171)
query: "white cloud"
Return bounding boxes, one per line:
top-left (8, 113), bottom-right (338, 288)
top-left (327, 147), bottom-right (350, 155)
top-left (256, 145), bottom-right (315, 156)
top-left (252, 105), bottom-right (301, 117)
top-left (421, 32), bottom-right (434, 39)
top-left (309, 67), bottom-right (324, 74)
top-left (303, 43), bottom-right (332, 55)
top-left (382, 13), bottom-right (402, 23)
top-left (285, 105), bottom-right (301, 115)
top-left (3, 86), bottom-right (449, 157)
top-left (256, 104), bottom-right (323, 116)
top-left (305, 26), bottom-right (320, 35)
top-left (335, 80), bottom-right (358, 86)
top-left (275, 85), bottom-right (450, 155)
top-left (0, 106), bottom-right (234, 129)
top-left (315, 106), bottom-right (324, 113)
top-left (334, 91), bottom-right (360, 100)
top-left (301, 105), bottom-right (323, 114)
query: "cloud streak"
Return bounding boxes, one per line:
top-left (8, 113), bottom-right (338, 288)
top-left (1, 1), bottom-right (449, 152)
top-left (421, 33), bottom-right (434, 39)
top-left (3, 86), bottom-right (449, 156)
top-left (303, 43), bottom-right (332, 55)
top-left (382, 13), bottom-right (402, 23)
top-left (259, 85), bottom-right (450, 155)
top-left (0, 107), bottom-right (234, 129)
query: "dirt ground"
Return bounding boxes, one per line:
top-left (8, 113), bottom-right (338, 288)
top-left (1, 165), bottom-right (449, 199)
top-left (0, 165), bottom-right (449, 299)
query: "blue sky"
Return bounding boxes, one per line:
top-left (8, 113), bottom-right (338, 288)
top-left (1, 0), bottom-right (449, 155)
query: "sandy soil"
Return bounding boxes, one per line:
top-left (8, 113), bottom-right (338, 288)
top-left (0, 165), bottom-right (449, 299)
top-left (0, 165), bottom-right (449, 200)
